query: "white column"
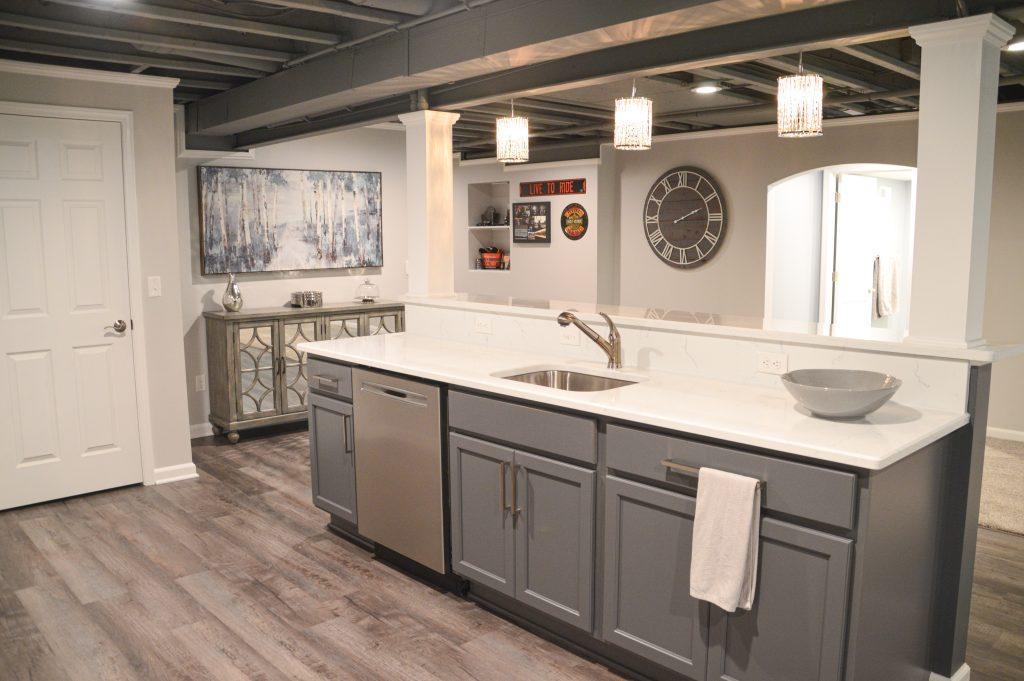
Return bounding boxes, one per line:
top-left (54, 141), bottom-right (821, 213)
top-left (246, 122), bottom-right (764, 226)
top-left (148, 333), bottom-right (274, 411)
top-left (907, 14), bottom-right (1013, 347)
top-left (399, 110), bottom-right (460, 297)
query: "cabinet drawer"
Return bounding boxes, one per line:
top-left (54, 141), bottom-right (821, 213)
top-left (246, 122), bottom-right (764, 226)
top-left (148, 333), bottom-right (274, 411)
top-left (308, 358), bottom-right (353, 399)
top-left (606, 424), bottom-right (857, 530)
top-left (449, 391), bottom-right (597, 465)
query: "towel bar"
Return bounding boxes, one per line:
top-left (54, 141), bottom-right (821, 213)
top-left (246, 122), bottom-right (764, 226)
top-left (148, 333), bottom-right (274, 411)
top-left (660, 458), bottom-right (765, 490)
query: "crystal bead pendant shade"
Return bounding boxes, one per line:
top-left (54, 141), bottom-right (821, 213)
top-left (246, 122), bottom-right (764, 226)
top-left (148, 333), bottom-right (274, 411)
top-left (496, 102), bottom-right (529, 164)
top-left (777, 57), bottom-right (824, 138)
top-left (614, 80), bottom-right (653, 150)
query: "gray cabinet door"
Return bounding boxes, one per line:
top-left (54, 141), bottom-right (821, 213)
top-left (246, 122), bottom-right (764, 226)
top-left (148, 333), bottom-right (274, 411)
top-left (449, 434), bottom-right (515, 596)
top-left (308, 393), bottom-right (357, 524)
top-left (513, 450), bottom-right (595, 631)
top-left (706, 519), bottom-right (852, 681)
top-left (602, 476), bottom-right (709, 679)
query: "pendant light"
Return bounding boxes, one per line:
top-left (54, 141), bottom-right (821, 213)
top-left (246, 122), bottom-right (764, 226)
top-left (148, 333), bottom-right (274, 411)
top-left (777, 53), bottom-right (824, 138)
top-left (614, 79), bottom-right (653, 150)
top-left (496, 99), bottom-right (529, 164)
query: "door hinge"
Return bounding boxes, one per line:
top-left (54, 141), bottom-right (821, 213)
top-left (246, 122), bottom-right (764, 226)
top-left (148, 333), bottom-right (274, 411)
top-left (834, 191), bottom-right (841, 204)
top-left (832, 271), bottom-right (839, 283)
top-left (130, 319), bottom-right (134, 330)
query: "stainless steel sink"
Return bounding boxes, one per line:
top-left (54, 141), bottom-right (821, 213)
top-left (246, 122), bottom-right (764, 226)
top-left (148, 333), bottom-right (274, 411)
top-left (501, 369), bottom-right (637, 392)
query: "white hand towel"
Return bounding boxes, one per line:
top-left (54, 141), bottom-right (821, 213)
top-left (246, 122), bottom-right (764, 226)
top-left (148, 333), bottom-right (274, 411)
top-left (873, 255), bottom-right (899, 319)
top-left (689, 467), bottom-right (762, 613)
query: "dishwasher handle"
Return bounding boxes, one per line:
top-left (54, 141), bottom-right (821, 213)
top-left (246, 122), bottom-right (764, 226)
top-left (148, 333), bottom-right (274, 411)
top-left (359, 380), bottom-right (428, 407)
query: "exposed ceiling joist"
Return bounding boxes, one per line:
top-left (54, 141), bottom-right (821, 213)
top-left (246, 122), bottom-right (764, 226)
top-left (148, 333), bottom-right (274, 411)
top-left (41, 0), bottom-right (342, 45)
top-left (759, 54), bottom-right (917, 107)
top-left (0, 39), bottom-right (267, 77)
top-left (0, 12), bottom-right (293, 63)
top-left (251, 0), bottom-right (410, 25)
top-left (835, 44), bottom-right (921, 79)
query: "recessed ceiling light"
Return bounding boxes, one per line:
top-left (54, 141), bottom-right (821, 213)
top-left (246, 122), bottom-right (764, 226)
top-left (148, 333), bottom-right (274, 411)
top-left (691, 81), bottom-right (723, 94)
top-left (1007, 39), bottom-right (1024, 52)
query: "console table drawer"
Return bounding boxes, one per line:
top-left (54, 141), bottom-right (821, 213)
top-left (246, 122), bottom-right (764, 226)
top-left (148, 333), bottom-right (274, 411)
top-left (606, 424), bottom-right (857, 530)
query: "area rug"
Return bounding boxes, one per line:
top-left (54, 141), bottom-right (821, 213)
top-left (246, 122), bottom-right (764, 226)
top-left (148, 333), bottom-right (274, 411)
top-left (980, 437), bottom-right (1024, 535)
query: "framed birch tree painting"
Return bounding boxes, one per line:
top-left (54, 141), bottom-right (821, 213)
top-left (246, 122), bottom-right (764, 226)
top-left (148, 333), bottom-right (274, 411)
top-left (199, 166), bottom-right (383, 275)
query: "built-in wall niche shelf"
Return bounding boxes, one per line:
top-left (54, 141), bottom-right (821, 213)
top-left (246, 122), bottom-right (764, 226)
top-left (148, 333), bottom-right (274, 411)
top-left (468, 181), bottom-right (511, 271)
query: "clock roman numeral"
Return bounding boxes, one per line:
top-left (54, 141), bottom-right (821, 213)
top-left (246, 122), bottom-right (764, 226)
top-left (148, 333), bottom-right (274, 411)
top-left (659, 240), bottom-right (674, 260)
top-left (645, 214), bottom-right (660, 224)
top-left (648, 227), bottom-right (665, 245)
top-left (704, 230), bottom-right (718, 245)
top-left (708, 212), bottom-right (723, 221)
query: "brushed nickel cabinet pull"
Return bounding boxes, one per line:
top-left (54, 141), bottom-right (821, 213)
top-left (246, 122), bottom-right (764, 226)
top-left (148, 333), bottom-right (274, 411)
top-left (660, 458), bottom-right (764, 490)
top-left (499, 461), bottom-right (508, 513)
top-left (511, 463), bottom-right (522, 519)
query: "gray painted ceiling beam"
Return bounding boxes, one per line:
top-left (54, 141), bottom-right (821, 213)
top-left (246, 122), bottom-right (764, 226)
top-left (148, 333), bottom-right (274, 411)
top-left (193, 0), bottom-right (859, 136)
top-left (178, 79), bottom-right (238, 91)
top-left (41, 0), bottom-right (342, 45)
top-left (834, 44), bottom-right (921, 79)
top-left (225, 0), bottom-right (956, 148)
top-left (0, 39), bottom-right (267, 77)
top-left (426, 0), bottom-right (950, 111)
top-left (250, 0), bottom-right (411, 24)
top-left (0, 11), bottom-right (293, 63)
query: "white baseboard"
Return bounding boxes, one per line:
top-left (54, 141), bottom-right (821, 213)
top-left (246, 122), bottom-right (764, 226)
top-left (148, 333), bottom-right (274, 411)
top-left (930, 663), bottom-right (970, 681)
top-left (153, 462), bottom-right (199, 485)
top-left (190, 422), bottom-right (215, 439)
top-left (987, 426), bottom-right (1024, 443)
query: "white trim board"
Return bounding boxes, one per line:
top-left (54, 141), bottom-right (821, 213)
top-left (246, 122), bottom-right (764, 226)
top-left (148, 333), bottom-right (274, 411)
top-left (190, 422), bottom-right (215, 439)
top-left (986, 426), bottom-right (1024, 443)
top-left (153, 463), bottom-right (199, 485)
top-left (0, 58), bottom-right (178, 88)
top-left (930, 663), bottom-right (970, 681)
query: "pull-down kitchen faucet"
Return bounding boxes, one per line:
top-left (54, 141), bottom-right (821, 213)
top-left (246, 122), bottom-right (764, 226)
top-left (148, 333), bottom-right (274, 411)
top-left (557, 311), bottom-right (622, 369)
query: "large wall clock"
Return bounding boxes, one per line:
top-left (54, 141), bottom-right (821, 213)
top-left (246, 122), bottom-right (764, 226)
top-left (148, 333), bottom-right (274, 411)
top-left (643, 166), bottom-right (727, 268)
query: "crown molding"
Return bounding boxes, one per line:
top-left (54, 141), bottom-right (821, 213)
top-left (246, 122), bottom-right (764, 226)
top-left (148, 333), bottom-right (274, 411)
top-left (0, 58), bottom-right (179, 89)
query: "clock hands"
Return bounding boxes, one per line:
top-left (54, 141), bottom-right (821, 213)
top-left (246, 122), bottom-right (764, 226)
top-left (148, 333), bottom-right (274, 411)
top-left (673, 207), bottom-right (703, 223)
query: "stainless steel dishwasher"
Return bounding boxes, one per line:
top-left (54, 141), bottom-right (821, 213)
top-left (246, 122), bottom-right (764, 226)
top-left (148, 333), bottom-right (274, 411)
top-left (352, 367), bottom-right (446, 574)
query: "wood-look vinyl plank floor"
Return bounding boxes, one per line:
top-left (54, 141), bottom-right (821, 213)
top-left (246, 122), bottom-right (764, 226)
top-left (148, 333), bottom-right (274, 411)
top-left (0, 428), bottom-right (1020, 681)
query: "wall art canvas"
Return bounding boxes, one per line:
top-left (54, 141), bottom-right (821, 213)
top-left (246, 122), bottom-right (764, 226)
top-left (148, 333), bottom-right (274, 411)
top-left (199, 166), bottom-right (383, 275)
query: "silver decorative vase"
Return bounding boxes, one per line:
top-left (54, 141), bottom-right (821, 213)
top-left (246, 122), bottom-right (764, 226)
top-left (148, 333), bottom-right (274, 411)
top-left (222, 273), bottom-right (243, 312)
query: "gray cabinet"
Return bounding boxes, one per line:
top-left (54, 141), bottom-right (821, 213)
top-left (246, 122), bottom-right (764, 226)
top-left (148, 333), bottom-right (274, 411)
top-left (203, 301), bottom-right (403, 442)
top-left (449, 433), bottom-right (596, 631)
top-left (449, 434), bottom-right (515, 596)
top-left (706, 519), bottom-right (852, 681)
top-left (309, 393), bottom-right (357, 523)
top-left (602, 476), bottom-right (708, 679)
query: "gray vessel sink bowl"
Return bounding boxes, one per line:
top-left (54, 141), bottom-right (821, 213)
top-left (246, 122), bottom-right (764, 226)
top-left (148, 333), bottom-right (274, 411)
top-left (781, 369), bottom-right (902, 419)
top-left (500, 369), bottom-right (638, 392)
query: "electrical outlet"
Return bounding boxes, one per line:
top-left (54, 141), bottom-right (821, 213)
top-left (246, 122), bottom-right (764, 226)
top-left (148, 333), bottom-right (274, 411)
top-left (147, 275), bottom-right (162, 297)
top-left (757, 351), bottom-right (788, 375)
top-left (195, 374), bottom-right (207, 392)
top-left (473, 314), bottom-right (492, 335)
top-left (559, 325), bottom-right (581, 346)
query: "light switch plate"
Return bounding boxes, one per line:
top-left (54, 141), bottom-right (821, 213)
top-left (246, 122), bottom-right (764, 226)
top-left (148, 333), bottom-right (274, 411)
top-left (195, 374), bottom-right (207, 392)
top-left (473, 315), bottom-right (492, 335)
top-left (559, 325), bottom-right (581, 346)
top-left (147, 275), bottom-right (162, 297)
top-left (757, 351), bottom-right (788, 375)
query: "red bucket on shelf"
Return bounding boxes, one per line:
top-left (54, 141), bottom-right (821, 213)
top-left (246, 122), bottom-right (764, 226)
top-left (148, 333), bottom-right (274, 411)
top-left (481, 252), bottom-right (503, 269)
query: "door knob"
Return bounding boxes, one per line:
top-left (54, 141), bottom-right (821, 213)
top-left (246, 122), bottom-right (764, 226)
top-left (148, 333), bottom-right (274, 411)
top-left (110, 319), bottom-right (128, 333)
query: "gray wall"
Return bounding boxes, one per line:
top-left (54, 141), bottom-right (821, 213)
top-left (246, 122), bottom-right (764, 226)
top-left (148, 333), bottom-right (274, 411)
top-left (453, 160), bottom-right (602, 303)
top-left (0, 70), bottom-right (193, 470)
top-left (983, 110), bottom-right (1024, 436)
top-left (176, 127), bottom-right (407, 432)
top-left (615, 117), bottom-right (919, 316)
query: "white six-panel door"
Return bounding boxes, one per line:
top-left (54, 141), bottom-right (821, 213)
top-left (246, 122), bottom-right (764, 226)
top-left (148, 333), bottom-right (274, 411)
top-left (0, 112), bottom-right (142, 510)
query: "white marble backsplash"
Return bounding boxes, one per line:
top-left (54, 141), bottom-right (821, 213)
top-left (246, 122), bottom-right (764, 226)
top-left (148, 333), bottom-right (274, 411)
top-left (405, 302), bottom-right (970, 414)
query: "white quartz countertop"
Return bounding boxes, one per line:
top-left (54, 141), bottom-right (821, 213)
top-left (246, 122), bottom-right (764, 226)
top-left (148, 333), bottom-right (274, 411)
top-left (299, 334), bottom-right (970, 471)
